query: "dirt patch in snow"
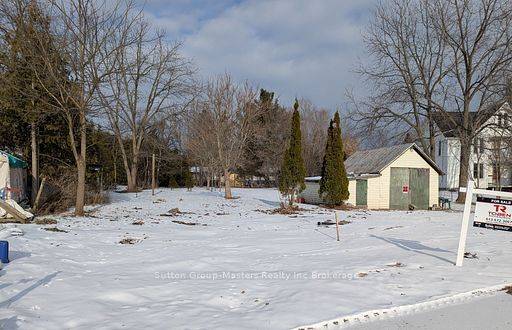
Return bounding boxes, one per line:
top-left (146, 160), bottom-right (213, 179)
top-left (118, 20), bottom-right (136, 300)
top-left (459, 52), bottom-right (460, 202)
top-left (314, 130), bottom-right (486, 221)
top-left (172, 220), bottom-right (207, 226)
top-left (119, 237), bottom-right (139, 244)
top-left (160, 208), bottom-right (195, 217)
top-left (502, 285), bottom-right (512, 295)
top-left (43, 227), bottom-right (68, 233)
top-left (35, 217), bottom-right (58, 225)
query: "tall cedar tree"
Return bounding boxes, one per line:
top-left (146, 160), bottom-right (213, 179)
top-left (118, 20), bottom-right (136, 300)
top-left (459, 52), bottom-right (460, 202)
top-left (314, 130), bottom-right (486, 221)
top-left (184, 170), bottom-right (194, 191)
top-left (279, 99), bottom-right (306, 206)
top-left (319, 111), bottom-right (349, 204)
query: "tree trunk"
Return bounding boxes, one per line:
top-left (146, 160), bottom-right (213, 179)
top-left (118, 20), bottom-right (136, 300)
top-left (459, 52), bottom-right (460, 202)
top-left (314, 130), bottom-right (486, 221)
top-left (224, 169), bottom-right (232, 199)
top-left (75, 157), bottom-right (86, 216)
top-left (128, 164), bottom-right (138, 192)
top-left (456, 138), bottom-right (471, 202)
top-left (428, 112), bottom-right (436, 161)
top-left (75, 111), bottom-right (87, 217)
top-left (30, 122), bottom-right (39, 207)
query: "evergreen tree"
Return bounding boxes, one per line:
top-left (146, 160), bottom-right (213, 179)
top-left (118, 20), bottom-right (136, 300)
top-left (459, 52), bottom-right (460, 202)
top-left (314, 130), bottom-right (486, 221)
top-left (169, 176), bottom-right (179, 189)
top-left (319, 119), bottom-right (334, 195)
top-left (319, 111), bottom-right (349, 205)
top-left (0, 1), bottom-right (69, 203)
top-left (184, 170), bottom-right (194, 191)
top-left (278, 99), bottom-right (306, 206)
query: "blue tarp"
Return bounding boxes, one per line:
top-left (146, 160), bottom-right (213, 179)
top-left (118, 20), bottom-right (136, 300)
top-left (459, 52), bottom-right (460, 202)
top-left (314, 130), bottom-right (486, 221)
top-left (1, 152), bottom-right (28, 169)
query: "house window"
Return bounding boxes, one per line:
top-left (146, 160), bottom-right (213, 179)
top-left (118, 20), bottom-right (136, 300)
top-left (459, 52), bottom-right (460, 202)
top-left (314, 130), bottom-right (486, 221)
top-left (473, 138), bottom-right (485, 154)
top-left (492, 138), bottom-right (502, 152)
top-left (473, 163), bottom-right (484, 179)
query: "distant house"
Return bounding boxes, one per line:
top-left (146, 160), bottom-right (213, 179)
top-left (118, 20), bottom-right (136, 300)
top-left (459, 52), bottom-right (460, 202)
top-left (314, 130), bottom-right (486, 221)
top-left (433, 102), bottom-right (512, 190)
top-left (300, 143), bottom-right (443, 210)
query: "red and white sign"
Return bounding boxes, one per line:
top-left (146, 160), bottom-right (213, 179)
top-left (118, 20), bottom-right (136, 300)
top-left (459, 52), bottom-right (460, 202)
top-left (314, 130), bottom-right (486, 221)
top-left (456, 182), bottom-right (512, 266)
top-left (474, 196), bottom-right (512, 232)
top-left (402, 185), bottom-right (409, 193)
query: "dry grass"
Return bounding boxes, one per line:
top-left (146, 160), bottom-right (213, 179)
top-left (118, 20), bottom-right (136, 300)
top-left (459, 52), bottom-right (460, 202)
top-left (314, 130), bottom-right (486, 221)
top-left (86, 192), bottom-right (110, 206)
top-left (263, 205), bottom-right (308, 215)
top-left (159, 208), bottom-right (194, 217)
top-left (119, 237), bottom-right (139, 245)
top-left (43, 227), bottom-right (68, 233)
top-left (34, 217), bottom-right (58, 225)
top-left (36, 168), bottom-right (110, 215)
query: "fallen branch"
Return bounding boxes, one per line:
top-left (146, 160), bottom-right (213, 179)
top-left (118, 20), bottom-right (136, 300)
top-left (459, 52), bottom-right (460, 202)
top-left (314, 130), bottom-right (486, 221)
top-left (172, 220), bottom-right (207, 226)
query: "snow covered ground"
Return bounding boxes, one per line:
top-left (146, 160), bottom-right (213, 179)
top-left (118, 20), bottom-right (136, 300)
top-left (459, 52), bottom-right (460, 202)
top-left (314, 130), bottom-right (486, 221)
top-left (0, 188), bottom-right (511, 329)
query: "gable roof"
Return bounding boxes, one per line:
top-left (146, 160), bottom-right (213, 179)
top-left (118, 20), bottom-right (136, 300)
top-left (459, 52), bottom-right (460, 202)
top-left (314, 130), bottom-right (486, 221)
top-left (344, 143), bottom-right (443, 175)
top-left (432, 101), bottom-right (509, 138)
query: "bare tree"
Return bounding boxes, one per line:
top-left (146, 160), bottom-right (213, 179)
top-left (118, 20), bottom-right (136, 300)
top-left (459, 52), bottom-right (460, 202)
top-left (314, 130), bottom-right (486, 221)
top-left (33, 0), bottom-right (132, 215)
top-left (186, 98), bottom-right (218, 189)
top-left (187, 75), bottom-right (259, 199)
top-left (357, 0), bottom-right (512, 201)
top-left (433, 0), bottom-right (512, 201)
top-left (99, 14), bottom-right (195, 192)
top-left (299, 99), bottom-right (330, 176)
top-left (354, 0), bottom-right (448, 160)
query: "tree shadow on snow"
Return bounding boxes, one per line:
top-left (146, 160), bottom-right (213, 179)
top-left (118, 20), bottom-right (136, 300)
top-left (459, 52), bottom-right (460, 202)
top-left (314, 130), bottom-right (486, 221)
top-left (370, 235), bottom-right (454, 264)
top-left (0, 271), bottom-right (60, 309)
top-left (0, 316), bottom-right (20, 329)
top-left (8, 251), bottom-right (31, 262)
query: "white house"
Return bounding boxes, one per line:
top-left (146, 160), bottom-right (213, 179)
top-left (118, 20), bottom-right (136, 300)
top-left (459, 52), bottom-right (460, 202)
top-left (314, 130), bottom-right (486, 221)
top-left (300, 143), bottom-right (442, 210)
top-left (434, 102), bottom-right (512, 190)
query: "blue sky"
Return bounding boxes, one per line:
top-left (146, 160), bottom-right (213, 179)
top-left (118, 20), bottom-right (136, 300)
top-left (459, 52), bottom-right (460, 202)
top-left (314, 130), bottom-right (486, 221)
top-left (139, 0), bottom-right (377, 110)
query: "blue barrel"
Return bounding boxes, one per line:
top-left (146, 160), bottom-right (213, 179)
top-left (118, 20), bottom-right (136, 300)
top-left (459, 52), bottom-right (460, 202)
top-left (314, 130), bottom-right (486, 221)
top-left (0, 240), bottom-right (9, 263)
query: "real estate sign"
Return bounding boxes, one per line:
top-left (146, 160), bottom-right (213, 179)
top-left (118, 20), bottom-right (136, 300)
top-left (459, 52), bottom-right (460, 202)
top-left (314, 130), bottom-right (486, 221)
top-left (473, 196), bottom-right (512, 232)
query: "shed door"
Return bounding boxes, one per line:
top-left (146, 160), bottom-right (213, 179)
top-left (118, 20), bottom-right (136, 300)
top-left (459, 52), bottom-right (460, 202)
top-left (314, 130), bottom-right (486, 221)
top-left (356, 180), bottom-right (367, 206)
top-left (390, 168), bottom-right (410, 210)
top-left (410, 168), bottom-right (430, 209)
top-left (390, 167), bottom-right (430, 210)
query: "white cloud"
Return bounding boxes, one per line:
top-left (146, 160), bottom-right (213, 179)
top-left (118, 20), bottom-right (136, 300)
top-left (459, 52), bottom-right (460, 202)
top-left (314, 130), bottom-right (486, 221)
top-left (140, 0), bottom-right (376, 109)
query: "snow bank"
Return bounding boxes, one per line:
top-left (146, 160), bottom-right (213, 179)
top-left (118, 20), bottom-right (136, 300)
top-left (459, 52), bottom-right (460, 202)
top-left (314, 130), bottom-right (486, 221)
top-left (293, 283), bottom-right (512, 329)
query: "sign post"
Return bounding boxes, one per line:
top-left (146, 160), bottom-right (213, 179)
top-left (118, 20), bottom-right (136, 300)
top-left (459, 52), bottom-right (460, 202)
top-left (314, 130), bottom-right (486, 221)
top-left (456, 182), bottom-right (512, 266)
top-left (456, 180), bottom-right (474, 267)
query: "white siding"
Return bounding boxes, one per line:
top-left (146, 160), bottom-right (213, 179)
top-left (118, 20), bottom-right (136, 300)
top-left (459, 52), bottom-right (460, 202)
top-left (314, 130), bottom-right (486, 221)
top-left (347, 180), bottom-right (356, 205)
top-left (436, 103), bottom-right (512, 190)
top-left (300, 182), bottom-right (322, 204)
top-left (299, 179), bottom-right (357, 205)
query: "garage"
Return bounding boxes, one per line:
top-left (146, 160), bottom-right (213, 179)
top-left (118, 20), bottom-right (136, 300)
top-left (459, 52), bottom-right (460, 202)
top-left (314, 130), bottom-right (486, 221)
top-left (300, 143), bottom-right (443, 210)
